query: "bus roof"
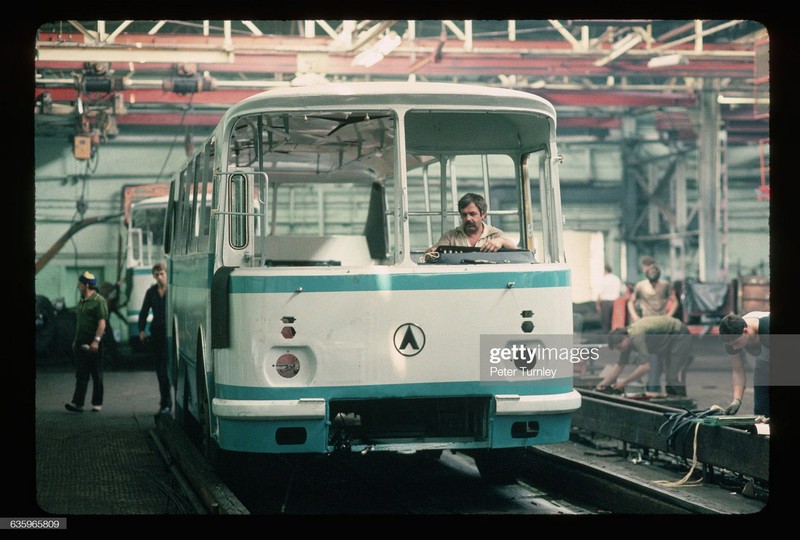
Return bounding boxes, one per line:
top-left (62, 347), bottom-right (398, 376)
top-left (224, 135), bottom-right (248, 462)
top-left (226, 82), bottom-right (557, 124)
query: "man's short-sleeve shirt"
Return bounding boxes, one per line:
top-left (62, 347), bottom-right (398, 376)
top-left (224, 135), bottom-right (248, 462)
top-left (75, 292), bottom-right (109, 344)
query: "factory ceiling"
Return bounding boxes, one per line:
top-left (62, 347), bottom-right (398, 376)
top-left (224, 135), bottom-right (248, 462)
top-left (34, 19), bottom-right (770, 145)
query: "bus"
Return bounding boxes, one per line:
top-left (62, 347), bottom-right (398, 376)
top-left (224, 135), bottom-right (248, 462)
top-left (121, 185), bottom-right (169, 349)
top-left (164, 82), bottom-right (580, 483)
top-left (121, 183), bottom-right (212, 351)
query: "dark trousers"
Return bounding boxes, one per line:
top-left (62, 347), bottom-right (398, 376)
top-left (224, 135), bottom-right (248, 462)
top-left (663, 329), bottom-right (692, 396)
top-left (598, 300), bottom-right (615, 334)
top-left (71, 344), bottom-right (104, 407)
top-left (753, 355), bottom-right (770, 416)
top-left (150, 334), bottom-right (172, 409)
top-left (646, 354), bottom-right (662, 393)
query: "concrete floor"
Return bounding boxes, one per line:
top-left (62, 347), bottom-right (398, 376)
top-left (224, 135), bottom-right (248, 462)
top-left (21, 336), bottom-right (783, 522)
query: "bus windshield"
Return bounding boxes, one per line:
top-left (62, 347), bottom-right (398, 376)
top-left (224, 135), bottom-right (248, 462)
top-left (224, 105), bottom-right (553, 266)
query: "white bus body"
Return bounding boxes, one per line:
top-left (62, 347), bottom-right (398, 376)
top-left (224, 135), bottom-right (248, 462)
top-left (164, 82), bottom-right (580, 482)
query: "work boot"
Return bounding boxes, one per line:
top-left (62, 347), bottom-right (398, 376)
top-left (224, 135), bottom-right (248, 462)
top-left (65, 402), bottom-right (84, 412)
top-left (665, 385), bottom-right (687, 397)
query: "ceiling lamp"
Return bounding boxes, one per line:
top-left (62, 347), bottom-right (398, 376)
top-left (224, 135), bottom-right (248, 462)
top-left (352, 31), bottom-right (401, 68)
top-left (647, 54), bottom-right (688, 68)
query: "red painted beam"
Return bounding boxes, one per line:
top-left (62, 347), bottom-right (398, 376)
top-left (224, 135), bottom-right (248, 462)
top-left (116, 113), bottom-right (223, 126)
top-left (38, 86), bottom-right (699, 108)
top-left (38, 87), bottom-right (262, 105)
top-left (540, 91), bottom-right (697, 107)
top-left (558, 117), bottom-right (622, 129)
top-left (35, 54), bottom-right (754, 79)
top-left (36, 32), bottom-right (755, 79)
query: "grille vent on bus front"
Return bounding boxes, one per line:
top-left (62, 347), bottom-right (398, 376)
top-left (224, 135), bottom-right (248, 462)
top-left (328, 397), bottom-right (490, 445)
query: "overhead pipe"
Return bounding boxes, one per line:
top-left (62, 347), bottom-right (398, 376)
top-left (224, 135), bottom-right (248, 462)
top-left (36, 214), bottom-right (122, 274)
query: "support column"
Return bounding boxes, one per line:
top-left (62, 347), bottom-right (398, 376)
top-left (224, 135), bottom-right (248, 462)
top-left (670, 158), bottom-right (687, 281)
top-left (621, 116), bottom-right (640, 281)
top-left (697, 90), bottom-right (721, 282)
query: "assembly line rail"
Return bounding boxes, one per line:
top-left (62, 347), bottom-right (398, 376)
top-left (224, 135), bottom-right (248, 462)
top-left (572, 390), bottom-right (769, 482)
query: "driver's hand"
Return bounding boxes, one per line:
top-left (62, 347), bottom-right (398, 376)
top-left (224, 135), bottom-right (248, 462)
top-left (425, 245), bottom-right (438, 253)
top-left (480, 239), bottom-right (502, 252)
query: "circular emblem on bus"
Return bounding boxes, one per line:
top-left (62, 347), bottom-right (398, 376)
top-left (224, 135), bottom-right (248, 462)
top-left (393, 323), bottom-right (426, 356)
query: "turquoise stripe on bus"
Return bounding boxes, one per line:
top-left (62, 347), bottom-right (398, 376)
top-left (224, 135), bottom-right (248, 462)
top-left (229, 270), bottom-right (569, 294)
top-left (215, 379), bottom-right (574, 401)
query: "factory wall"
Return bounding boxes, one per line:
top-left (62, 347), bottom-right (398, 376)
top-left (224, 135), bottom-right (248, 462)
top-left (33, 133), bottom-right (770, 343)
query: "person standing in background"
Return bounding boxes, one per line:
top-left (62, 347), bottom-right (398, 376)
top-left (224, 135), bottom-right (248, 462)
top-left (65, 271), bottom-right (108, 412)
top-left (138, 262), bottom-right (172, 415)
top-left (596, 263), bottom-right (624, 334)
top-left (627, 264), bottom-right (678, 322)
top-left (627, 261), bottom-right (680, 396)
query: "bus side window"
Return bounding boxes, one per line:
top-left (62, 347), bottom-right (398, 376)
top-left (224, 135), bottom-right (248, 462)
top-left (198, 144), bottom-right (212, 252)
top-left (189, 153), bottom-right (203, 253)
top-left (183, 157), bottom-right (196, 253)
top-left (174, 169), bottom-right (188, 254)
top-left (164, 202), bottom-right (174, 255)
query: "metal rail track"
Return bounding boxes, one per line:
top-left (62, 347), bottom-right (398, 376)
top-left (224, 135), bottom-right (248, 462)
top-left (150, 403), bottom-right (766, 515)
top-left (573, 389), bottom-right (769, 482)
top-left (153, 414), bottom-right (249, 515)
top-left (519, 446), bottom-right (755, 514)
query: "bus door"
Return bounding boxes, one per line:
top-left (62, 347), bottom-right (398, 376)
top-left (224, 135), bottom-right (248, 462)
top-left (216, 170), bottom-right (268, 268)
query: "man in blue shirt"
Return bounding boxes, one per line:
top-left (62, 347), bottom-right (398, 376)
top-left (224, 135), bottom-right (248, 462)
top-left (138, 262), bottom-right (172, 415)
